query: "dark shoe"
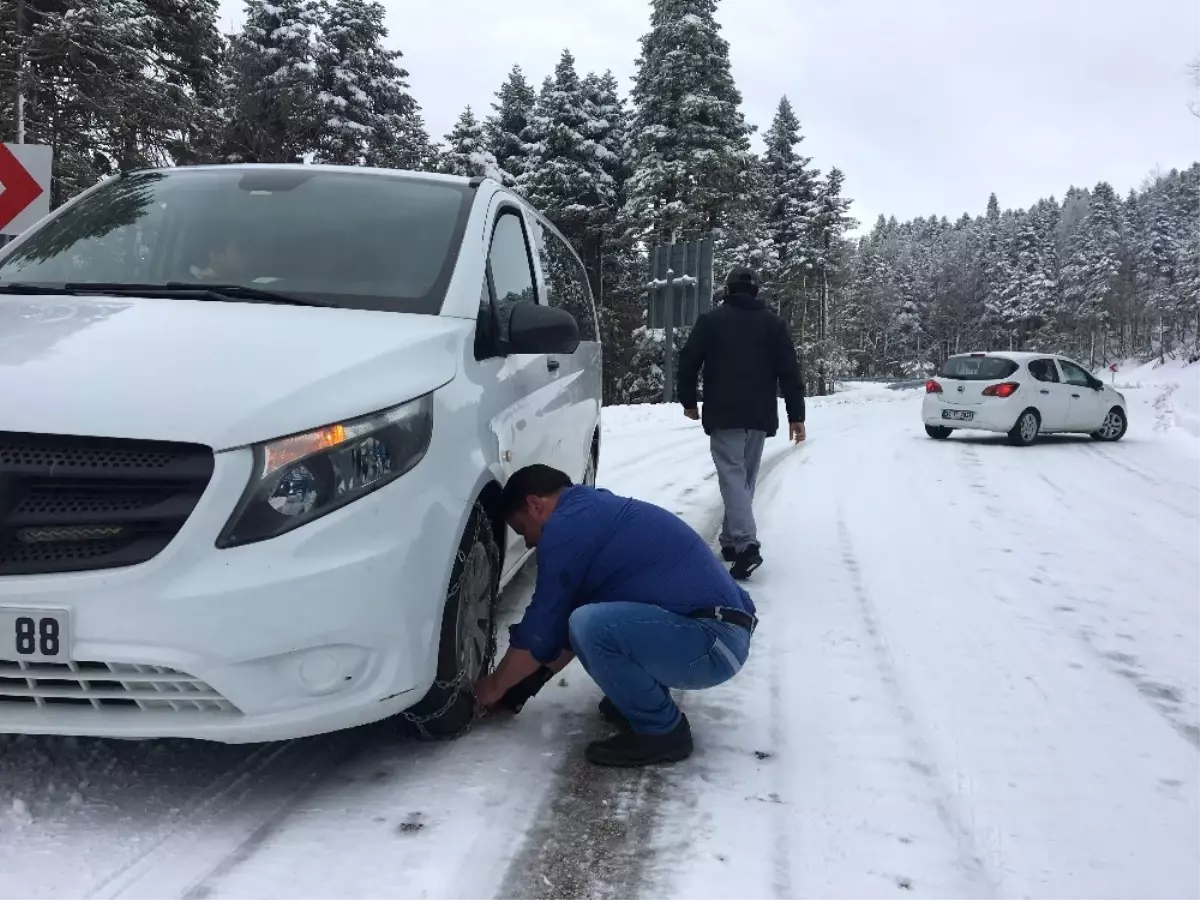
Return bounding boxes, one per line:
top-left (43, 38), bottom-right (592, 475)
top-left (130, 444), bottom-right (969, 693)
top-left (598, 696), bottom-right (633, 731)
top-left (585, 714), bottom-right (693, 767)
top-left (730, 544), bottom-right (763, 581)
top-left (721, 546), bottom-right (738, 563)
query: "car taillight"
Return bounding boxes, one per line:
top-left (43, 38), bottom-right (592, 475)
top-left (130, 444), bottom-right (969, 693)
top-left (982, 382), bottom-right (1020, 398)
top-left (925, 380), bottom-right (943, 394)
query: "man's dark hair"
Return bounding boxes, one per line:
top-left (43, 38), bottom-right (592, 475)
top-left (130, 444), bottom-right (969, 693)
top-left (500, 464), bottom-right (573, 517)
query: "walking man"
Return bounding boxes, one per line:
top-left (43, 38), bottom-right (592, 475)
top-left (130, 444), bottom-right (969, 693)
top-left (473, 464), bottom-right (757, 767)
top-left (677, 265), bottom-right (806, 580)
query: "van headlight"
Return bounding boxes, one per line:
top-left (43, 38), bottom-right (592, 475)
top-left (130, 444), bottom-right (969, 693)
top-left (217, 395), bottom-right (433, 548)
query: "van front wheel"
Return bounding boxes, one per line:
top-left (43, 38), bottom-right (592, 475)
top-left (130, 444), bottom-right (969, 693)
top-left (400, 501), bottom-right (498, 740)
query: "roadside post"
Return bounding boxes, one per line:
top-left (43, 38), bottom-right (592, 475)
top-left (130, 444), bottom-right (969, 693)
top-left (645, 235), bottom-right (715, 403)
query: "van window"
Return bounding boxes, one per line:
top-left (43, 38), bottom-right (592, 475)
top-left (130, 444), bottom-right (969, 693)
top-left (938, 356), bottom-right (1019, 380)
top-left (531, 220), bottom-right (598, 342)
top-left (0, 168), bottom-right (473, 315)
top-left (488, 211), bottom-right (537, 344)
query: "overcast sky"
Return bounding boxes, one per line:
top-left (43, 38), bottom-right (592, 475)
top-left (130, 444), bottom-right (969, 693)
top-left (218, 0), bottom-right (1199, 231)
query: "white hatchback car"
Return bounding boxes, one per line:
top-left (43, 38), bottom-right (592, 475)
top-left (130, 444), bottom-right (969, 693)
top-left (0, 164), bottom-right (601, 743)
top-left (922, 351), bottom-right (1128, 445)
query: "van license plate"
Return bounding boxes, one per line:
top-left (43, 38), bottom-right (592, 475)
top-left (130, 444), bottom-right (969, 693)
top-left (0, 608), bottom-right (71, 663)
top-left (942, 410), bottom-right (974, 421)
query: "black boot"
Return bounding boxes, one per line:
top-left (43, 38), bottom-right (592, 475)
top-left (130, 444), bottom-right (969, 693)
top-left (730, 544), bottom-right (763, 580)
top-left (598, 696), bottom-right (632, 731)
top-left (585, 714), bottom-right (693, 767)
top-left (721, 546), bottom-right (738, 563)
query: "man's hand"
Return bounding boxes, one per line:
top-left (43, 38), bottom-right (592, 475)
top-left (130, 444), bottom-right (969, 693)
top-left (474, 672), bottom-right (507, 711)
top-left (790, 421), bottom-right (806, 443)
top-left (684, 407), bottom-right (700, 421)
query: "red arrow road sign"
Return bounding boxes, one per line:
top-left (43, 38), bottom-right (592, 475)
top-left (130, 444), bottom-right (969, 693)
top-left (0, 143), bottom-right (46, 234)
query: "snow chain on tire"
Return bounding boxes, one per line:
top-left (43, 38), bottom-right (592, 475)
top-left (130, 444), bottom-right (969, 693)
top-left (398, 508), bottom-right (498, 741)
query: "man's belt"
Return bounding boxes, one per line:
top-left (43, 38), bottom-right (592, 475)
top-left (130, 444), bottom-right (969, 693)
top-left (688, 606), bottom-right (757, 633)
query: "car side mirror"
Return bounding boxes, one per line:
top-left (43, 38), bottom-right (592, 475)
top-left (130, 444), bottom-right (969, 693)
top-left (506, 303), bottom-right (580, 355)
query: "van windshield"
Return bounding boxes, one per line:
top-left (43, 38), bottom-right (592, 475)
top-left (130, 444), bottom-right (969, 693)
top-left (938, 356), bottom-right (1019, 380)
top-left (0, 168), bottom-right (474, 315)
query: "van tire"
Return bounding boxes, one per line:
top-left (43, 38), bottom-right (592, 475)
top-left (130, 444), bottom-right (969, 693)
top-left (1008, 409), bottom-right (1041, 446)
top-left (401, 501), bottom-right (499, 739)
top-left (583, 444), bottom-right (598, 486)
top-left (925, 425), bottom-right (953, 440)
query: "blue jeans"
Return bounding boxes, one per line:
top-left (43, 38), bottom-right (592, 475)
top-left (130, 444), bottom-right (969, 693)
top-left (568, 602), bottom-right (752, 735)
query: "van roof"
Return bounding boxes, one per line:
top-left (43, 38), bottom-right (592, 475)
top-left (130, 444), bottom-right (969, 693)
top-left (129, 162), bottom-right (475, 187)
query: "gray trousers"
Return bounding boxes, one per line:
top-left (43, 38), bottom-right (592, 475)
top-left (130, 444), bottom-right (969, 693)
top-left (710, 429), bottom-right (767, 553)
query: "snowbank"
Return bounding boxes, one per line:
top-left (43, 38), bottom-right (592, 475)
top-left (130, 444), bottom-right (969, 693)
top-left (1107, 357), bottom-right (1200, 448)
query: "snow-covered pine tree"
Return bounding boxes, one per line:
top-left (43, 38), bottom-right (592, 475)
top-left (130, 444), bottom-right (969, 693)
top-left (312, 0), bottom-right (432, 170)
top-left (762, 96), bottom-right (819, 320)
top-left (622, 0), bottom-right (754, 243)
top-left (577, 70), bottom-right (644, 404)
top-left (803, 166), bottom-right (856, 390)
top-left (4, 0), bottom-right (184, 194)
top-left (1061, 181), bottom-right (1122, 364)
top-left (998, 200), bottom-right (1059, 347)
top-left (518, 49), bottom-right (614, 250)
top-left (142, 0), bottom-right (226, 166)
top-left (439, 106), bottom-right (503, 179)
top-left (712, 151), bottom-right (775, 293)
top-left (486, 65), bottom-right (536, 184)
top-left (222, 0), bottom-right (323, 163)
top-left (978, 193), bottom-right (1014, 347)
top-left (579, 69), bottom-right (630, 293)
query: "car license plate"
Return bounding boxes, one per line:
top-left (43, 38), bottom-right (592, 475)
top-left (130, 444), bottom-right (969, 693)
top-left (0, 608), bottom-right (71, 663)
top-left (942, 410), bottom-right (974, 421)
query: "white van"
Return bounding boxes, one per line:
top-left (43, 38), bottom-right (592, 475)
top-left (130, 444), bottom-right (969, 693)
top-left (0, 164), bottom-right (602, 742)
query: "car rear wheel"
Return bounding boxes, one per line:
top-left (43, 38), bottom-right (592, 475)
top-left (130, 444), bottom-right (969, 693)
top-left (1008, 409), bottom-right (1040, 446)
top-left (1091, 407), bottom-right (1127, 442)
top-left (925, 425), bottom-right (953, 440)
top-left (400, 500), bottom-right (498, 740)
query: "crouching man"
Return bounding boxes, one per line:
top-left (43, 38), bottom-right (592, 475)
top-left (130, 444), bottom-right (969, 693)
top-left (473, 464), bottom-right (757, 767)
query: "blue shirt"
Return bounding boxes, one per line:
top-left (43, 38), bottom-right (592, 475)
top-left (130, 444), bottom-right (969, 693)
top-left (508, 485), bottom-right (757, 663)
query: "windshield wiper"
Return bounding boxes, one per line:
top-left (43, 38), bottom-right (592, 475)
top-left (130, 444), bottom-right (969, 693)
top-left (0, 280), bottom-right (339, 307)
top-left (90, 282), bottom-right (337, 307)
top-left (0, 282), bottom-right (73, 295)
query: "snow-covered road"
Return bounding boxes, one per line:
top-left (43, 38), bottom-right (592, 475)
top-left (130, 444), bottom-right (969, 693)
top-left (2, 363), bottom-right (1197, 899)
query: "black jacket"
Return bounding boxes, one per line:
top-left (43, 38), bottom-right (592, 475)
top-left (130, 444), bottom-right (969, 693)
top-left (677, 292), bottom-right (805, 436)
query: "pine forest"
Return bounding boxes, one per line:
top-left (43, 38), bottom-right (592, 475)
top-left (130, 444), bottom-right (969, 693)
top-left (1, 0), bottom-right (1196, 404)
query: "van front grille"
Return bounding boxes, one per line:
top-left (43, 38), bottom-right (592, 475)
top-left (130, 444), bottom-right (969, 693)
top-left (0, 432), bottom-right (214, 575)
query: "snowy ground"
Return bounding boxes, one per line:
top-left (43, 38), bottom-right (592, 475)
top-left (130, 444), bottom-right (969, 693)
top-left (1, 364), bottom-right (1197, 899)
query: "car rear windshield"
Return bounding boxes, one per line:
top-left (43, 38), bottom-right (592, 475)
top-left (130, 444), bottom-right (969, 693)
top-left (938, 356), bottom-right (1019, 380)
top-left (0, 167), bottom-right (474, 314)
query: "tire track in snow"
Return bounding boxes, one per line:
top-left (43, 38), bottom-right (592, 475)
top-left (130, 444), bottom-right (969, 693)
top-left (962, 436), bottom-right (1200, 746)
top-left (1082, 444), bottom-right (1199, 521)
top-left (82, 733), bottom-right (364, 900)
top-left (834, 515), bottom-right (998, 899)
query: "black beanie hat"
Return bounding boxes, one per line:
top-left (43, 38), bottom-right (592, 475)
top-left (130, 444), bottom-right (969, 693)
top-left (725, 265), bottom-right (760, 296)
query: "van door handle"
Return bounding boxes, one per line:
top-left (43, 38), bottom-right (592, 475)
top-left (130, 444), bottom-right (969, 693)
top-left (1071, 393), bottom-right (1080, 398)
top-left (1039, 389), bottom-right (1050, 395)
top-left (546, 358), bottom-right (560, 372)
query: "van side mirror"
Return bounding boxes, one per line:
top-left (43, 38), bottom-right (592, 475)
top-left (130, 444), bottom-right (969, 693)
top-left (507, 302), bottom-right (580, 355)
